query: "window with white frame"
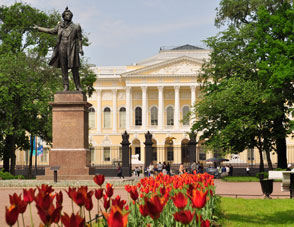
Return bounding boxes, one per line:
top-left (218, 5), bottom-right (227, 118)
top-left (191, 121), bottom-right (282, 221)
top-left (89, 107), bottom-right (95, 129)
top-left (167, 106), bottom-right (174, 125)
top-left (151, 106), bottom-right (158, 125)
top-left (135, 107), bottom-right (142, 126)
top-left (119, 107), bottom-right (126, 128)
top-left (182, 106), bottom-right (190, 126)
top-left (103, 147), bottom-right (110, 161)
top-left (103, 107), bottom-right (111, 128)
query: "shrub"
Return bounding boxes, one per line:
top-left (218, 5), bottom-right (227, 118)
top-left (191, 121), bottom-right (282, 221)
top-left (256, 172), bottom-right (268, 179)
top-left (0, 171), bottom-right (24, 180)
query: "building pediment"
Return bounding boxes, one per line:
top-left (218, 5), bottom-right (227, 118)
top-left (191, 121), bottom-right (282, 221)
top-left (122, 56), bottom-right (203, 78)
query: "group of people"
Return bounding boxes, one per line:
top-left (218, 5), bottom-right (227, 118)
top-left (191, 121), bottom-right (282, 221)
top-left (217, 164), bottom-right (233, 177)
top-left (146, 162), bottom-right (171, 176)
top-left (179, 161), bottom-right (204, 174)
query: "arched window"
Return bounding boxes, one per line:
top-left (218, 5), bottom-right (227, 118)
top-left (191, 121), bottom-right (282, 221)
top-left (119, 107), bottom-right (126, 128)
top-left (167, 106), bottom-right (174, 126)
top-left (151, 106), bottom-right (158, 125)
top-left (182, 106), bottom-right (190, 126)
top-left (89, 107), bottom-right (95, 129)
top-left (103, 107), bottom-right (111, 128)
top-left (135, 107), bottom-right (142, 126)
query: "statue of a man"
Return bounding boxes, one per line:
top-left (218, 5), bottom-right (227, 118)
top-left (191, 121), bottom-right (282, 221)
top-left (34, 7), bottom-right (83, 91)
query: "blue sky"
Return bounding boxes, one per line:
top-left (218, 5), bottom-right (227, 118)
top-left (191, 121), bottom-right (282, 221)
top-left (2, 0), bottom-right (222, 66)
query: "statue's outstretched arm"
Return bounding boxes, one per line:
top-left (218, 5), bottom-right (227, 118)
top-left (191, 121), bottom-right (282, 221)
top-left (34, 24), bottom-right (59, 35)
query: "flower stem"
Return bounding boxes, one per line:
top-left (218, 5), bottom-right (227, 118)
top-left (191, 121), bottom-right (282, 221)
top-left (89, 211), bottom-right (92, 227)
top-left (71, 199), bottom-right (74, 213)
top-left (29, 204), bottom-right (34, 227)
top-left (21, 213), bottom-right (25, 227)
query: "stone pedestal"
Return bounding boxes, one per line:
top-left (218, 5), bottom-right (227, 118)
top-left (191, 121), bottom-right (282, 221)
top-left (38, 91), bottom-right (93, 180)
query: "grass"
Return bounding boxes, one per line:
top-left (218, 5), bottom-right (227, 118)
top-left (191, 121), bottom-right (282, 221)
top-left (221, 176), bottom-right (260, 182)
top-left (220, 197), bottom-right (294, 226)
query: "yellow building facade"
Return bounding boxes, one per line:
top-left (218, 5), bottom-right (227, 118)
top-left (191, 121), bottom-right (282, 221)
top-left (6, 45), bottom-right (294, 168)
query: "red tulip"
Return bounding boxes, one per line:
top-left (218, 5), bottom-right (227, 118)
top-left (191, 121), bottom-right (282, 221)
top-left (93, 174), bottom-right (105, 186)
top-left (103, 195), bottom-right (110, 210)
top-left (85, 191), bottom-right (94, 211)
top-left (172, 192), bottom-right (187, 209)
top-left (112, 195), bottom-right (126, 210)
top-left (56, 191), bottom-right (63, 207)
top-left (9, 193), bottom-right (27, 214)
top-left (37, 184), bottom-right (54, 194)
top-left (35, 193), bottom-right (55, 211)
top-left (159, 186), bottom-right (166, 196)
top-left (189, 190), bottom-right (208, 209)
top-left (173, 210), bottom-right (195, 225)
top-left (95, 188), bottom-right (103, 200)
top-left (129, 186), bottom-right (138, 201)
top-left (37, 204), bottom-right (62, 225)
top-left (106, 183), bottom-right (114, 198)
top-left (139, 204), bottom-right (149, 217)
top-left (72, 186), bottom-right (88, 207)
top-left (5, 205), bottom-right (19, 226)
top-left (144, 195), bottom-right (165, 219)
top-left (103, 205), bottom-right (129, 227)
top-left (23, 188), bottom-right (35, 203)
top-left (61, 212), bottom-right (85, 227)
top-left (201, 219), bottom-right (210, 227)
top-left (65, 187), bottom-right (76, 200)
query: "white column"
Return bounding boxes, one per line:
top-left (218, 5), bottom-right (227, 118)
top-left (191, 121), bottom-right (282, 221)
top-left (190, 85), bottom-right (196, 107)
top-left (126, 87), bottom-right (131, 131)
top-left (174, 86), bottom-right (180, 128)
top-left (158, 86), bottom-right (164, 130)
top-left (142, 86), bottom-right (147, 130)
top-left (97, 89), bottom-right (102, 132)
top-left (112, 89), bottom-right (117, 133)
top-left (190, 85), bottom-right (196, 126)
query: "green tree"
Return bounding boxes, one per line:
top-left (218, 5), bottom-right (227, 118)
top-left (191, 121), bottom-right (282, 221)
top-left (192, 77), bottom-right (283, 171)
top-left (195, 0), bottom-right (294, 169)
top-left (0, 3), bottom-right (96, 175)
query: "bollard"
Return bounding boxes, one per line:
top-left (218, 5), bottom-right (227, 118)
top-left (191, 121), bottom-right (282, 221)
top-left (290, 173), bottom-right (294, 199)
top-left (50, 166), bottom-right (60, 183)
top-left (54, 170), bottom-right (58, 183)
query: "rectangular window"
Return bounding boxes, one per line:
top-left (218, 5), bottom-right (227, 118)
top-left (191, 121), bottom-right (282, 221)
top-left (247, 149), bottom-right (254, 161)
top-left (167, 147), bottom-right (174, 161)
top-left (104, 147), bottom-right (110, 161)
top-left (119, 112), bottom-right (126, 128)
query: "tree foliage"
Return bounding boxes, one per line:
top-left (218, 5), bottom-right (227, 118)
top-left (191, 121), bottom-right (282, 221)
top-left (0, 3), bottom-right (96, 174)
top-left (192, 0), bottom-right (294, 168)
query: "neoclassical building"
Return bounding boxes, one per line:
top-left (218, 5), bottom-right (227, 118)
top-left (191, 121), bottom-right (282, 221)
top-left (87, 45), bottom-right (210, 165)
top-left (6, 44), bottom-right (293, 168)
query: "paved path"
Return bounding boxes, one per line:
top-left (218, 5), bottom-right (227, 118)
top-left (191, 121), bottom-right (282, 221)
top-left (0, 179), bottom-right (291, 226)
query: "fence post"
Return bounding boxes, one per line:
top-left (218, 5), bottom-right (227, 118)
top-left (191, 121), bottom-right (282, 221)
top-left (121, 131), bottom-right (131, 176)
top-left (188, 131), bottom-right (197, 164)
top-left (144, 131), bottom-right (153, 168)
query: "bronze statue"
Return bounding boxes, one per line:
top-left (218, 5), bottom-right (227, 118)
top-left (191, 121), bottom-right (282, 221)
top-left (34, 7), bottom-right (83, 91)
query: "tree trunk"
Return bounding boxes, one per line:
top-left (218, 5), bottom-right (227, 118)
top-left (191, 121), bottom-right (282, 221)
top-left (277, 136), bottom-right (287, 169)
top-left (3, 136), bottom-right (12, 172)
top-left (28, 135), bottom-right (34, 179)
top-left (259, 150), bottom-right (264, 172)
top-left (264, 149), bottom-right (273, 170)
top-left (274, 112), bottom-right (287, 169)
top-left (5, 135), bottom-right (16, 175)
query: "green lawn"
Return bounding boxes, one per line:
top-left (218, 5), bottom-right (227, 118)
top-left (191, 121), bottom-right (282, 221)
top-left (221, 176), bottom-right (259, 182)
top-left (220, 197), bottom-right (294, 226)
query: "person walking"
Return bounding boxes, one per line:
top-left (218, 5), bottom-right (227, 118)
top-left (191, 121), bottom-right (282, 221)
top-left (117, 163), bottom-right (124, 179)
top-left (166, 162), bottom-right (171, 175)
top-left (157, 162), bottom-right (163, 173)
top-left (179, 163), bottom-right (184, 175)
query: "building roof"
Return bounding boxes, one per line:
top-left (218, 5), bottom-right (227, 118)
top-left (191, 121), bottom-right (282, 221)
top-left (135, 44), bottom-right (210, 66)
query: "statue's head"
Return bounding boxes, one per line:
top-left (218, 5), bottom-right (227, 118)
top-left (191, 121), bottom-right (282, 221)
top-left (62, 7), bottom-right (73, 21)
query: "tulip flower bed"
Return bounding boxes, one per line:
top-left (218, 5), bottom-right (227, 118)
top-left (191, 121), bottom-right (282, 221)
top-left (5, 172), bottom-right (218, 227)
